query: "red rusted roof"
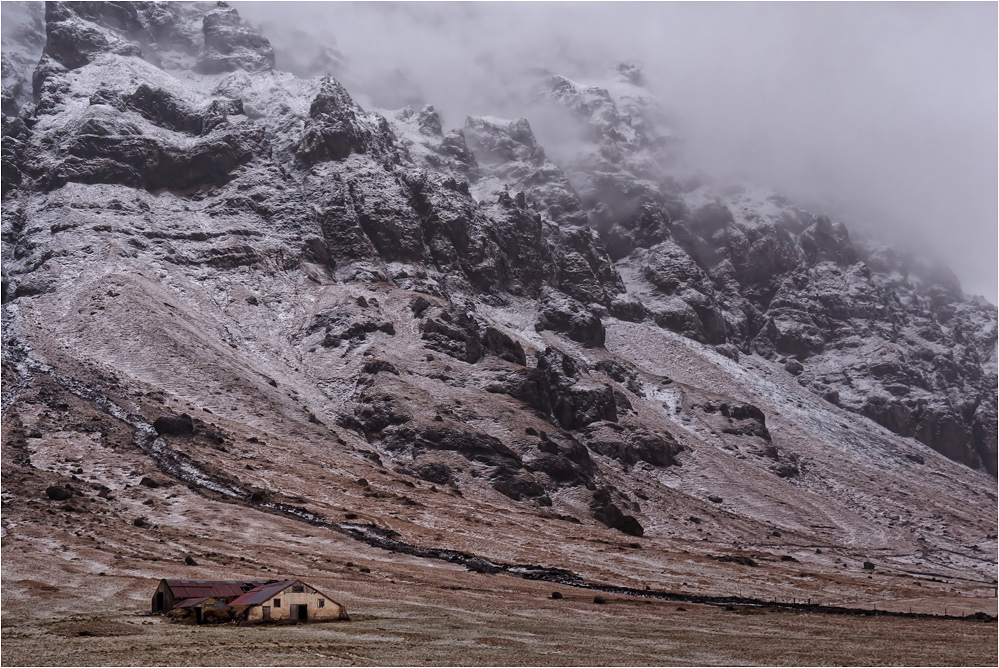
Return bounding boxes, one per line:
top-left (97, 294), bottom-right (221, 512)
top-left (164, 579), bottom-right (272, 599)
top-left (228, 580), bottom-right (296, 607)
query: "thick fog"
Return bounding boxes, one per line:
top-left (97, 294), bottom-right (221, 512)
top-left (235, 1), bottom-right (997, 301)
top-left (1, 1), bottom-right (986, 300)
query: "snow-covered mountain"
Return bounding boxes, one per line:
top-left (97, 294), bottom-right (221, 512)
top-left (2, 2), bottom-right (995, 625)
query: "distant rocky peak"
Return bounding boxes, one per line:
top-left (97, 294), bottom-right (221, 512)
top-left (297, 76), bottom-right (399, 166)
top-left (616, 60), bottom-right (645, 86)
top-left (388, 106), bottom-right (476, 179)
top-left (542, 73), bottom-right (631, 145)
top-left (308, 76), bottom-right (360, 118)
top-left (464, 115), bottom-right (586, 227)
top-left (35, 1), bottom-right (273, 78)
top-left (196, 1), bottom-right (275, 74)
top-left (798, 215), bottom-right (857, 266)
top-left (267, 25), bottom-right (347, 80)
top-left (413, 105), bottom-right (443, 137)
top-left (464, 116), bottom-right (544, 167)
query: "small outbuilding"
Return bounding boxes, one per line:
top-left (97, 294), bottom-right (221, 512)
top-left (151, 579), bottom-right (269, 614)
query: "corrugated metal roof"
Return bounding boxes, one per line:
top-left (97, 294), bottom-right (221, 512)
top-left (176, 597), bottom-right (209, 608)
top-left (229, 580), bottom-right (297, 607)
top-left (164, 579), bottom-right (272, 599)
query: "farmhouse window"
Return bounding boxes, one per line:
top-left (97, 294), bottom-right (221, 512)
top-left (274, 598), bottom-right (281, 607)
top-left (319, 599), bottom-right (325, 608)
top-left (292, 585), bottom-right (304, 593)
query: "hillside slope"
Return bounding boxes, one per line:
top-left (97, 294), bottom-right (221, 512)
top-left (2, 2), bottom-right (996, 632)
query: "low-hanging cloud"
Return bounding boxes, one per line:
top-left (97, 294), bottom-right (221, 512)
top-left (234, 1), bottom-right (998, 301)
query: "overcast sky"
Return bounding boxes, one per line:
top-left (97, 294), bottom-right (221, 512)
top-left (241, 2), bottom-right (998, 300)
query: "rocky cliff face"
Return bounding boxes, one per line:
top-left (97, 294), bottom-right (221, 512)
top-left (1, 0), bottom-right (995, 564)
top-left (531, 69), bottom-right (998, 475)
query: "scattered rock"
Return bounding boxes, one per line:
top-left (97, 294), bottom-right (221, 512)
top-left (712, 554), bottom-right (759, 567)
top-left (361, 359), bottom-right (399, 376)
top-left (715, 344), bottom-right (740, 362)
top-left (410, 296), bottom-right (432, 316)
top-left (608, 295), bottom-right (646, 322)
top-left (44, 486), bottom-right (72, 501)
top-left (697, 401), bottom-right (771, 441)
top-left (153, 414), bottom-right (194, 436)
top-left (421, 307), bottom-right (484, 363)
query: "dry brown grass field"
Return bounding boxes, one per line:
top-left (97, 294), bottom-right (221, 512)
top-left (2, 577), bottom-right (996, 667)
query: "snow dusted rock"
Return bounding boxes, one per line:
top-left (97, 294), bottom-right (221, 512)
top-left (589, 487), bottom-right (644, 537)
top-left (1, 1), bottom-right (44, 116)
top-left (42, 1), bottom-right (143, 71)
top-left (536, 65), bottom-right (682, 234)
top-left (582, 422), bottom-right (681, 468)
top-left (537, 289), bottom-right (606, 348)
top-left (640, 238), bottom-right (727, 344)
top-left (297, 76), bottom-right (396, 165)
top-left (124, 83), bottom-right (242, 135)
top-left (535, 347), bottom-right (618, 429)
top-left (196, 2), bottom-right (274, 75)
top-left (1, 115), bottom-right (30, 198)
top-left (464, 114), bottom-right (587, 226)
top-left (798, 216), bottom-right (858, 266)
top-left (391, 105), bottom-right (477, 178)
top-left (0, 0), bottom-right (995, 588)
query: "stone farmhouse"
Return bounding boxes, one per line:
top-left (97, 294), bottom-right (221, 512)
top-left (151, 578), bottom-right (349, 623)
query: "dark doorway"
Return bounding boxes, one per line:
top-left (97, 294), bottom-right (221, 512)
top-left (194, 608), bottom-right (202, 624)
top-left (262, 606), bottom-right (271, 620)
top-left (297, 604), bottom-right (308, 621)
top-left (155, 591), bottom-right (164, 611)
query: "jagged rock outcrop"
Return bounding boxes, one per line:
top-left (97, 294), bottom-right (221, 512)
top-left (196, 2), bottom-right (274, 74)
top-left (297, 77), bottom-right (395, 165)
top-left (528, 64), bottom-right (997, 474)
top-left (537, 289), bottom-right (606, 348)
top-left (464, 115), bottom-right (586, 226)
top-left (582, 422), bottom-right (682, 468)
top-left (590, 487), bottom-right (644, 537)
